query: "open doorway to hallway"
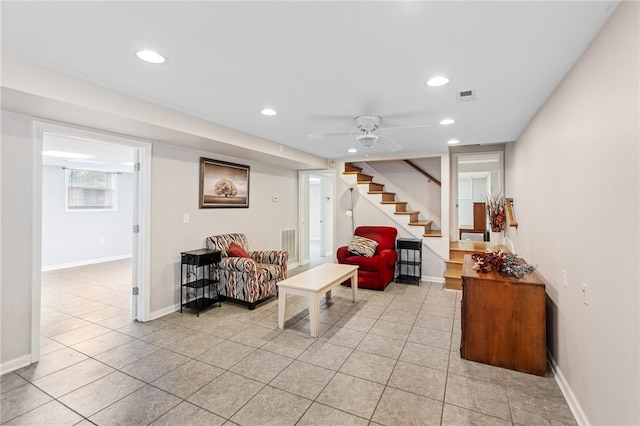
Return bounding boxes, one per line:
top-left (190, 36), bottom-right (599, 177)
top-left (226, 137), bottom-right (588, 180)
top-left (453, 150), bottom-right (504, 242)
top-left (299, 170), bottom-right (335, 269)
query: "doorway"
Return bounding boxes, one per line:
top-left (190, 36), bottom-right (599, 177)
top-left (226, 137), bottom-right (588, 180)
top-left (452, 151), bottom-right (504, 241)
top-left (298, 170), bottom-right (335, 267)
top-left (33, 121), bottom-right (151, 361)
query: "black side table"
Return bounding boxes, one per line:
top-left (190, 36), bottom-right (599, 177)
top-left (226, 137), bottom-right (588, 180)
top-left (396, 238), bottom-right (422, 284)
top-left (180, 249), bottom-right (221, 316)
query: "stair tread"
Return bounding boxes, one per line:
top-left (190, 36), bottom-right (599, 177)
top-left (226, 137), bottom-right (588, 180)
top-left (394, 211), bottom-right (419, 215)
top-left (409, 221), bottom-right (432, 226)
top-left (381, 201), bottom-right (407, 205)
top-left (423, 233), bottom-right (441, 237)
top-left (368, 191), bottom-right (395, 195)
top-left (444, 271), bottom-right (462, 279)
top-left (445, 259), bottom-right (463, 265)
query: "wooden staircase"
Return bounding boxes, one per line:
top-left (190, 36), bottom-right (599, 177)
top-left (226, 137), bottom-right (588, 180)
top-left (344, 162), bottom-right (441, 238)
top-left (444, 241), bottom-right (494, 290)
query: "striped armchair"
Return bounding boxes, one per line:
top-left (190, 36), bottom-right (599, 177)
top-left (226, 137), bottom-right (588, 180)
top-left (206, 233), bottom-right (288, 309)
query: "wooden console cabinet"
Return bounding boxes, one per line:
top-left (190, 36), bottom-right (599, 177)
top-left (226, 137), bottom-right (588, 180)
top-left (460, 255), bottom-right (547, 376)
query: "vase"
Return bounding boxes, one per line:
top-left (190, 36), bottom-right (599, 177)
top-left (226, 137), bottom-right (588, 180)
top-left (489, 230), bottom-right (505, 248)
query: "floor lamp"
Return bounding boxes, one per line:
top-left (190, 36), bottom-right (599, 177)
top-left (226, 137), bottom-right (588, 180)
top-left (345, 187), bottom-right (355, 234)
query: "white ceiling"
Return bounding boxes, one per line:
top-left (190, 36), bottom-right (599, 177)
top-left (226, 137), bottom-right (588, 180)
top-left (1, 1), bottom-right (617, 161)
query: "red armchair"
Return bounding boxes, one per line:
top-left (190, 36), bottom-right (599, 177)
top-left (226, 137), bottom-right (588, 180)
top-left (337, 226), bottom-right (397, 290)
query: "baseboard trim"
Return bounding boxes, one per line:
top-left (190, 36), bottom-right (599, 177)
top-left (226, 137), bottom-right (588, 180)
top-left (148, 304), bottom-right (180, 322)
top-left (1, 354), bottom-right (32, 375)
top-left (423, 275), bottom-right (445, 284)
top-left (42, 254), bottom-right (132, 271)
top-left (548, 351), bottom-right (589, 426)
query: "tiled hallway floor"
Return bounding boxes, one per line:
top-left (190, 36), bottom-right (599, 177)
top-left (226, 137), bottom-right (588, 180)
top-left (1, 259), bottom-right (576, 425)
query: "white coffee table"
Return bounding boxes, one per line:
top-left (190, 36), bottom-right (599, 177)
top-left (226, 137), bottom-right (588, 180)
top-left (277, 263), bottom-right (358, 337)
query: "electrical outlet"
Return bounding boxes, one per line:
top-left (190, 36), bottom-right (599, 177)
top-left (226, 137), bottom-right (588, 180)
top-left (562, 270), bottom-right (568, 288)
top-left (183, 214), bottom-right (190, 224)
top-left (581, 283), bottom-right (589, 305)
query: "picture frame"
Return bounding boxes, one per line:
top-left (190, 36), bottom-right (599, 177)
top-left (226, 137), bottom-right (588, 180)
top-left (199, 157), bottom-right (250, 208)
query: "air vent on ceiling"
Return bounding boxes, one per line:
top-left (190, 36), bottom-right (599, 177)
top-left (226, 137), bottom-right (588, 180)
top-left (457, 89), bottom-right (476, 102)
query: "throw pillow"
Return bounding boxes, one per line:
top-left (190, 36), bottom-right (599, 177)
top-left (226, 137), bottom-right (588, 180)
top-left (228, 242), bottom-right (250, 258)
top-left (348, 236), bottom-right (379, 257)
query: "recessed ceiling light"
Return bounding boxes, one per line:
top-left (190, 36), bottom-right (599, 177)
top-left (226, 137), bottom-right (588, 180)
top-left (348, 148), bottom-right (358, 153)
top-left (42, 150), bottom-right (95, 159)
top-left (261, 108), bottom-right (277, 116)
top-left (448, 139), bottom-right (460, 145)
top-left (439, 118), bottom-right (455, 125)
top-left (426, 76), bottom-right (449, 87)
top-left (136, 50), bottom-right (166, 64)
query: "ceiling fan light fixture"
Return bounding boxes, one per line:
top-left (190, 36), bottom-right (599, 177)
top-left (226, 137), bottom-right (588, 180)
top-left (448, 139), bottom-right (460, 145)
top-left (357, 134), bottom-right (379, 148)
top-left (439, 118), bottom-right (455, 125)
top-left (348, 148), bottom-right (358, 153)
top-left (426, 76), bottom-right (449, 87)
top-left (261, 108), bottom-right (277, 116)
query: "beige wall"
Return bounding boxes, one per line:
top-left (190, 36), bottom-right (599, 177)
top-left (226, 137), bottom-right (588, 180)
top-left (148, 142), bottom-right (298, 315)
top-left (505, 2), bottom-right (639, 424)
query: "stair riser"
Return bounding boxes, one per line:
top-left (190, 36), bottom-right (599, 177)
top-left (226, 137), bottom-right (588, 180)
top-left (369, 183), bottom-right (385, 192)
top-left (445, 277), bottom-right (462, 291)
top-left (345, 163), bottom-right (362, 173)
top-left (445, 263), bottom-right (462, 274)
top-left (356, 173), bottom-right (373, 183)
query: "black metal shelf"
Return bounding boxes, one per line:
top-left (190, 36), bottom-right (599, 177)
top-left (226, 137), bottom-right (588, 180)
top-left (181, 249), bottom-right (221, 317)
top-left (396, 238), bottom-right (422, 285)
top-left (182, 297), bottom-right (219, 312)
top-left (184, 278), bottom-right (217, 289)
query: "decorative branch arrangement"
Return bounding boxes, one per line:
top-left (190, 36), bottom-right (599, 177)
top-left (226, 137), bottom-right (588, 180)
top-left (483, 192), bottom-right (506, 232)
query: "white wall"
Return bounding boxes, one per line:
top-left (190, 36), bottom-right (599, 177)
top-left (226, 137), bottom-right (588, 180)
top-left (41, 166), bottom-right (134, 269)
top-left (1, 111), bottom-right (36, 370)
top-left (505, 2), bottom-right (639, 424)
top-left (368, 158), bottom-right (441, 225)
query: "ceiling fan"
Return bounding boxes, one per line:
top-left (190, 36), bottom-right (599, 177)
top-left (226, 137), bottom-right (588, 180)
top-left (308, 115), bottom-right (430, 153)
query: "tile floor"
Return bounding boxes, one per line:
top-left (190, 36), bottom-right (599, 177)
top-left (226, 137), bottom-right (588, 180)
top-left (1, 259), bottom-right (577, 425)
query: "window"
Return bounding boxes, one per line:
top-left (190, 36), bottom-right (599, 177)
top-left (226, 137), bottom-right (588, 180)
top-left (65, 168), bottom-right (118, 211)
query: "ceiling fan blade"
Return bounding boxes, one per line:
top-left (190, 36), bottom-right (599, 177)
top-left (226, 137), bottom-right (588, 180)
top-left (379, 134), bottom-right (402, 152)
top-left (308, 130), bottom-right (357, 140)
top-left (378, 124), bottom-right (432, 132)
top-left (334, 138), bottom-right (356, 154)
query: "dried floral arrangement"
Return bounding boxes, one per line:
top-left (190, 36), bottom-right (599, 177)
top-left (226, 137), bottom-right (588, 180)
top-left (484, 193), bottom-right (506, 232)
top-left (471, 250), bottom-right (536, 278)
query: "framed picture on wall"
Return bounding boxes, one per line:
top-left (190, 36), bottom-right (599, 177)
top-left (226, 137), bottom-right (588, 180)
top-left (199, 158), bottom-right (250, 208)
